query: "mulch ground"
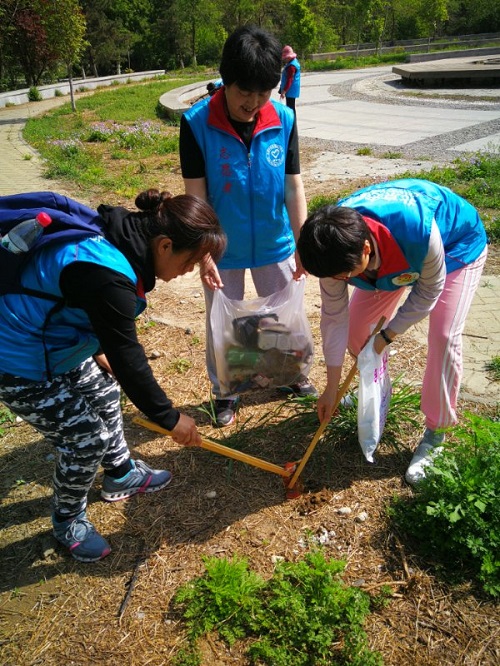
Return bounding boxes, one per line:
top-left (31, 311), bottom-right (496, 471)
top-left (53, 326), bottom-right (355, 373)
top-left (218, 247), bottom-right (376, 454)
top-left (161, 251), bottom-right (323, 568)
top-left (1, 143), bottom-right (499, 664)
top-left (1, 268), bottom-right (499, 665)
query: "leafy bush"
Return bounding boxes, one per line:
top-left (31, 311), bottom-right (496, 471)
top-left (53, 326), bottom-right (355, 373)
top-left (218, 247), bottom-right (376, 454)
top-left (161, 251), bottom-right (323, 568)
top-left (28, 86), bottom-right (42, 102)
top-left (172, 551), bottom-right (383, 666)
top-left (390, 413), bottom-right (500, 596)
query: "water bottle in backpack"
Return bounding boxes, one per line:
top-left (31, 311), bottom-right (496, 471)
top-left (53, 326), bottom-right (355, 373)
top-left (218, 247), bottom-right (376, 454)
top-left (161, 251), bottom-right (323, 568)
top-left (1, 212), bottom-right (52, 254)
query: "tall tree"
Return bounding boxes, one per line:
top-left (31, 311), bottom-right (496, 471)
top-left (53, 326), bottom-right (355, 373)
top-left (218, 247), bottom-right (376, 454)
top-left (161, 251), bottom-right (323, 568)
top-left (418, 0), bottom-right (449, 47)
top-left (172, 0), bottom-right (223, 67)
top-left (287, 0), bottom-right (317, 57)
top-left (81, 0), bottom-right (144, 75)
top-left (7, 1), bottom-right (56, 86)
top-left (40, 0), bottom-right (87, 110)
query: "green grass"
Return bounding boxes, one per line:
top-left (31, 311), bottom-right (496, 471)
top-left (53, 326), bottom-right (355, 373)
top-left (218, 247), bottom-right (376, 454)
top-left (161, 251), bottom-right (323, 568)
top-left (305, 52), bottom-right (408, 71)
top-left (308, 151), bottom-right (500, 244)
top-left (23, 77), bottom-right (204, 199)
top-left (22, 69), bottom-right (500, 246)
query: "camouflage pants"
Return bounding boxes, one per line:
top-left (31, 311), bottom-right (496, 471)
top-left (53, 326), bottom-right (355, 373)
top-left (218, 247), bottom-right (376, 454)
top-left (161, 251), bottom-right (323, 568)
top-left (0, 358), bottom-right (130, 516)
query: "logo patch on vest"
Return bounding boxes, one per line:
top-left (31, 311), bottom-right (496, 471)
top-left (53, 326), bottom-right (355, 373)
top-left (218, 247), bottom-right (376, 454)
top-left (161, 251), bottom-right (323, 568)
top-left (266, 143), bottom-right (285, 167)
top-left (392, 272), bottom-right (420, 286)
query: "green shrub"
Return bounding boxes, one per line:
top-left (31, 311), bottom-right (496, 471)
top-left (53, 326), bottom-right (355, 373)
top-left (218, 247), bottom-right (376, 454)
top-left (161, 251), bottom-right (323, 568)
top-left (390, 413), bottom-right (500, 596)
top-left (28, 86), bottom-right (42, 102)
top-left (172, 551), bottom-right (383, 666)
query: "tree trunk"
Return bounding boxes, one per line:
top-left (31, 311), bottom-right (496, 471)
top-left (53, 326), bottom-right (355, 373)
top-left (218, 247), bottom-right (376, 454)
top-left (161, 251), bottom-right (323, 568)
top-left (68, 63), bottom-right (76, 113)
top-left (191, 19), bottom-right (197, 67)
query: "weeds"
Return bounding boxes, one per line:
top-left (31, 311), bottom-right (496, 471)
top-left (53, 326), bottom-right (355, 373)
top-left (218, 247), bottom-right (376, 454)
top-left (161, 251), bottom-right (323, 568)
top-left (400, 151), bottom-right (500, 235)
top-left (485, 356), bottom-right (500, 381)
top-left (172, 551), bottom-right (384, 666)
top-left (277, 374), bottom-right (421, 455)
top-left (170, 358), bottom-right (192, 374)
top-left (0, 406), bottom-right (16, 436)
top-left (390, 412), bottom-right (500, 596)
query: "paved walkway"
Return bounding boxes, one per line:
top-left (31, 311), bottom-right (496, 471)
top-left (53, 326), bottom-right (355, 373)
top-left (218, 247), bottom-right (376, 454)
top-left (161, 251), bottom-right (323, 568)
top-left (1, 69), bottom-right (499, 405)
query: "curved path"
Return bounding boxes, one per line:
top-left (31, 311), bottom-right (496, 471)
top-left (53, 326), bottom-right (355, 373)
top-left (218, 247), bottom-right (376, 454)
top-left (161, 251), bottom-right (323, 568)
top-left (0, 67), bottom-right (499, 404)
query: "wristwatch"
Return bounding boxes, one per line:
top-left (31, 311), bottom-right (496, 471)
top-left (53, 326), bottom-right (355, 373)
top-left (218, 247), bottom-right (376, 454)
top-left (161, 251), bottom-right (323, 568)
top-left (379, 329), bottom-right (392, 345)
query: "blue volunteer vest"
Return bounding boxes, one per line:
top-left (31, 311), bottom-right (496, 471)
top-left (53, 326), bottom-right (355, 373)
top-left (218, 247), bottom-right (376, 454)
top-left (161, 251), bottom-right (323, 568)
top-left (0, 236), bottom-right (145, 380)
top-left (339, 179), bottom-right (487, 291)
top-left (184, 89), bottom-right (296, 269)
top-left (280, 58), bottom-right (301, 98)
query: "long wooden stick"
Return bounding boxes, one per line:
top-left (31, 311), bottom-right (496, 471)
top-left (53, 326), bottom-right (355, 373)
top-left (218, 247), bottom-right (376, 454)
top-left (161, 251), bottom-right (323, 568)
top-left (133, 416), bottom-right (291, 478)
top-left (286, 316), bottom-right (386, 490)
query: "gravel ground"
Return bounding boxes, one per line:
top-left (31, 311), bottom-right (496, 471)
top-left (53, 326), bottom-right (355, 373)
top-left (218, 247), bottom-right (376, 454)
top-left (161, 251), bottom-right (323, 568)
top-left (300, 69), bottom-right (500, 162)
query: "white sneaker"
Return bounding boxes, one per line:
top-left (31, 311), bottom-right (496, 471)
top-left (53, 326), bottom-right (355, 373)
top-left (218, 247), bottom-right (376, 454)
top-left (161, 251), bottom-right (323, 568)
top-left (405, 428), bottom-right (445, 486)
top-left (339, 391), bottom-right (357, 409)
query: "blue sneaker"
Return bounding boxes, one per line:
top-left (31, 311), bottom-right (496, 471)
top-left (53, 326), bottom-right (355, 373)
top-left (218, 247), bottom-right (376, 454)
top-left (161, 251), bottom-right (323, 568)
top-left (53, 511), bottom-right (111, 563)
top-left (101, 459), bottom-right (172, 502)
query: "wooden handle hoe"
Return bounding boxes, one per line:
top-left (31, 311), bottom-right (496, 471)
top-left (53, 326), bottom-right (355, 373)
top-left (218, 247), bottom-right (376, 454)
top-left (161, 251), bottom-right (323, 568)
top-left (285, 316), bottom-right (386, 492)
top-left (133, 416), bottom-right (292, 478)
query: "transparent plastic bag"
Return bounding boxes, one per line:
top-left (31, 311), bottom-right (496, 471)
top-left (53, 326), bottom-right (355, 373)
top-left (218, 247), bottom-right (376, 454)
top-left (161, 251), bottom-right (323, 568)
top-left (211, 279), bottom-right (314, 397)
top-left (357, 337), bottom-right (392, 462)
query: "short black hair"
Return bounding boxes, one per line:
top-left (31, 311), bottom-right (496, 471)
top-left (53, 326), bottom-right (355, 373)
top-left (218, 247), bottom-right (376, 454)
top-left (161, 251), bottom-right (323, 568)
top-left (297, 206), bottom-right (370, 278)
top-left (219, 25), bottom-right (281, 92)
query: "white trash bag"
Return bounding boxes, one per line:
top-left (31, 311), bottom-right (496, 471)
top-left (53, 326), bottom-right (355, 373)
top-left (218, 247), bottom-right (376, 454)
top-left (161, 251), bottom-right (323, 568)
top-left (356, 336), bottom-right (392, 463)
top-left (211, 279), bottom-right (314, 397)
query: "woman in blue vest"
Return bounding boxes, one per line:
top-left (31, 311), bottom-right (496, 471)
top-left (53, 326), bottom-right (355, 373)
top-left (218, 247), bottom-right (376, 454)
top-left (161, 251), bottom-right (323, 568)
top-left (0, 189), bottom-right (225, 562)
top-left (297, 179), bottom-right (488, 485)
top-left (180, 25), bottom-right (316, 428)
top-left (279, 45), bottom-right (301, 114)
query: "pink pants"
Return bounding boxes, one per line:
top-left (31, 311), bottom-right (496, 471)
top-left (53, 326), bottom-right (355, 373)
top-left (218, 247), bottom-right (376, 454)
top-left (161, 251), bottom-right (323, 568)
top-left (348, 249), bottom-right (487, 430)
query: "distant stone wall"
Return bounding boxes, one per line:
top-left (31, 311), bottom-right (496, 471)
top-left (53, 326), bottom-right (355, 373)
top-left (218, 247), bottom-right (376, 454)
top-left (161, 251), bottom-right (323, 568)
top-left (310, 44), bottom-right (500, 62)
top-left (0, 71), bottom-right (165, 109)
top-left (407, 47), bottom-right (500, 62)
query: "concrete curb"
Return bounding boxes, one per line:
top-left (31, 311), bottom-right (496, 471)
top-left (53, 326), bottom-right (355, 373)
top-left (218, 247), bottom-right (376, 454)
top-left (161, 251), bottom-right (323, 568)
top-left (0, 71), bottom-right (165, 109)
top-left (158, 81), bottom-right (212, 119)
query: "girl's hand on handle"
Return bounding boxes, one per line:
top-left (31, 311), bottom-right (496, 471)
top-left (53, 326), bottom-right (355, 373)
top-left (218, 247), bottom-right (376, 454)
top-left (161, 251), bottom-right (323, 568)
top-left (317, 389), bottom-right (337, 423)
top-left (171, 414), bottom-right (201, 447)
